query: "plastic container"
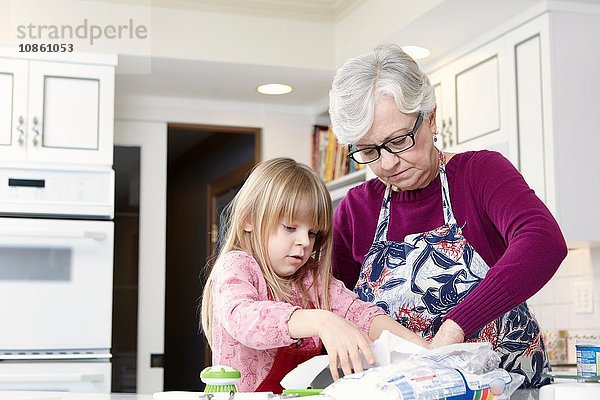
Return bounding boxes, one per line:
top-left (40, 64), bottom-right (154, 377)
top-left (575, 339), bottom-right (600, 382)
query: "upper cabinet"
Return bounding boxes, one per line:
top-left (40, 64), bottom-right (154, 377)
top-left (428, 29), bottom-right (512, 163)
top-left (0, 51), bottom-right (116, 167)
top-left (425, 4), bottom-right (600, 243)
top-left (430, 41), bottom-right (509, 156)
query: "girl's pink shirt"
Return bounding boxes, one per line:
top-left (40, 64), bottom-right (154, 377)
top-left (209, 250), bottom-right (386, 392)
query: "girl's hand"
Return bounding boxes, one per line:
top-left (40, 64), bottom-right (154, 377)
top-left (315, 311), bottom-right (375, 380)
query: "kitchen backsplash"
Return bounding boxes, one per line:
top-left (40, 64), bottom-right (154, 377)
top-left (528, 247), bottom-right (600, 365)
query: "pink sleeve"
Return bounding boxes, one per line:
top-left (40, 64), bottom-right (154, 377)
top-left (327, 276), bottom-right (386, 334)
top-left (213, 251), bottom-right (299, 350)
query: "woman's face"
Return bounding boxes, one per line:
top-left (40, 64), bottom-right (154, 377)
top-left (358, 97), bottom-right (438, 191)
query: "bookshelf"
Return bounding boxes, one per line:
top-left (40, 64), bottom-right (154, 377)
top-left (311, 124), bottom-right (369, 208)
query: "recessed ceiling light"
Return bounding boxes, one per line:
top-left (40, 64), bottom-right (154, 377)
top-left (257, 83), bottom-right (293, 95)
top-left (401, 45), bottom-right (431, 60)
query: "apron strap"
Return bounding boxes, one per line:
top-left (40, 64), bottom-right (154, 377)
top-left (373, 150), bottom-right (457, 242)
top-left (439, 151), bottom-right (457, 226)
top-left (374, 184), bottom-right (393, 242)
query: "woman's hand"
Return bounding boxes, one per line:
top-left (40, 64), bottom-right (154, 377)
top-left (369, 315), bottom-right (430, 348)
top-left (288, 309), bottom-right (375, 380)
top-left (430, 319), bottom-right (465, 349)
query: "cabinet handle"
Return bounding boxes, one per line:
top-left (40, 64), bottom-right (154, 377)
top-left (439, 117), bottom-right (455, 148)
top-left (446, 117), bottom-right (454, 147)
top-left (16, 115), bottom-right (26, 146)
top-left (32, 116), bottom-right (41, 146)
top-left (440, 119), bottom-right (447, 149)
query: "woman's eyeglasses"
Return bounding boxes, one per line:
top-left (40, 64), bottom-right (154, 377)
top-left (348, 111), bottom-right (424, 165)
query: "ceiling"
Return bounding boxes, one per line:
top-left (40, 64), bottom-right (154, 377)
top-left (114, 0), bottom-right (600, 111)
top-left (115, 56), bottom-right (335, 109)
top-left (143, 0), bottom-right (365, 21)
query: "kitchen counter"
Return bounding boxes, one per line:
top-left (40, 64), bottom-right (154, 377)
top-left (0, 393), bottom-right (152, 400)
top-left (0, 390), bottom-right (540, 399)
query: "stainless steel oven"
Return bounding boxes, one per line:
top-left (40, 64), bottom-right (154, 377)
top-left (0, 165), bottom-right (114, 392)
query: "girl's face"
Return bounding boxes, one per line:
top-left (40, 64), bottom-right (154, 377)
top-left (267, 220), bottom-right (318, 278)
top-left (359, 97), bottom-right (438, 191)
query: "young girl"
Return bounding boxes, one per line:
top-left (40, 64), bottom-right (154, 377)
top-left (201, 158), bottom-right (428, 393)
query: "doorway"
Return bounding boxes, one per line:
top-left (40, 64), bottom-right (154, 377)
top-left (164, 124), bottom-right (260, 391)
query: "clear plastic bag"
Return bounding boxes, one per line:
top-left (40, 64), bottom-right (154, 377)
top-left (322, 342), bottom-right (524, 400)
top-left (414, 342), bottom-right (502, 375)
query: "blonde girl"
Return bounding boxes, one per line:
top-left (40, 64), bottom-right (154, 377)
top-left (201, 158), bottom-right (427, 393)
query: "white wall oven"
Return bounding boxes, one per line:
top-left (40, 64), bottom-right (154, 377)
top-left (0, 165), bottom-right (114, 392)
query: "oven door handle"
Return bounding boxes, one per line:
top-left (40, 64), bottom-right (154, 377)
top-left (0, 229), bottom-right (107, 241)
top-left (0, 373), bottom-right (104, 383)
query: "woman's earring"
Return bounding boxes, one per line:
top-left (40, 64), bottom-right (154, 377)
top-left (433, 131), bottom-right (438, 142)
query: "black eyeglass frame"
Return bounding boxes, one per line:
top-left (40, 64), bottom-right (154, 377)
top-left (348, 111), bottom-right (425, 165)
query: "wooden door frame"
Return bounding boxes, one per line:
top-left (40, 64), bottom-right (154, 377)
top-left (206, 160), bottom-right (256, 258)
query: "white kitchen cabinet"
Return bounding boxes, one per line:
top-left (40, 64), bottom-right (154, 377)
top-left (425, 4), bottom-right (600, 243)
top-left (0, 52), bottom-right (116, 166)
top-left (0, 59), bottom-right (28, 161)
top-left (428, 36), bottom-right (512, 163)
top-left (504, 17), bottom-right (550, 205)
top-left (507, 10), bottom-right (600, 243)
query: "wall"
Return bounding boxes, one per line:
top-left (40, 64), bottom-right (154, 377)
top-left (528, 247), bottom-right (600, 364)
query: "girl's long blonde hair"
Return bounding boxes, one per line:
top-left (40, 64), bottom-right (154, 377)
top-left (201, 158), bottom-right (334, 347)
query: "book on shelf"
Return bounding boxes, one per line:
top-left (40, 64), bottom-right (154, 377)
top-left (312, 125), bottom-right (364, 183)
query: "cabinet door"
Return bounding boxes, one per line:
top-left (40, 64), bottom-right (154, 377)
top-left (427, 39), bottom-right (511, 160)
top-left (27, 61), bottom-right (115, 166)
top-left (450, 43), bottom-right (511, 161)
top-left (428, 68), bottom-right (456, 151)
top-left (514, 35), bottom-right (547, 202)
top-left (504, 16), bottom-right (553, 209)
top-left (0, 58), bottom-right (28, 162)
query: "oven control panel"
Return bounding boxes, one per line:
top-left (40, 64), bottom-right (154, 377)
top-left (0, 167), bottom-right (114, 218)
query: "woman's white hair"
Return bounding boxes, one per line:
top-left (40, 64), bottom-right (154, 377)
top-left (329, 43), bottom-right (436, 144)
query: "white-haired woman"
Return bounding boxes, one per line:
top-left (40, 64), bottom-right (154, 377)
top-left (329, 43), bottom-right (567, 388)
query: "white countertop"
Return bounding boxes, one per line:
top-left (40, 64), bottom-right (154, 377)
top-left (0, 393), bottom-right (152, 400)
top-left (0, 390), bottom-right (538, 400)
top-left (7, 386), bottom-right (600, 400)
top-left (0, 393), bottom-right (274, 400)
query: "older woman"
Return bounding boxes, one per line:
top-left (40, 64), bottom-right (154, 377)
top-left (329, 43), bottom-right (567, 388)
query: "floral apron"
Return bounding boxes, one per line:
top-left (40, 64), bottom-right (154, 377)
top-left (353, 151), bottom-right (551, 388)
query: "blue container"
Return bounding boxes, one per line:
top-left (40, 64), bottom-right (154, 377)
top-left (576, 339), bottom-right (600, 382)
